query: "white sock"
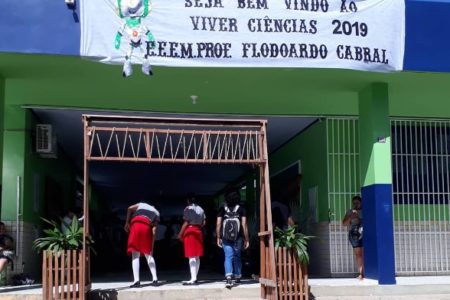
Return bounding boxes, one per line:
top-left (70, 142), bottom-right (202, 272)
top-left (195, 257), bottom-right (200, 277)
top-left (189, 257), bottom-right (197, 282)
top-left (132, 251), bottom-right (140, 283)
top-left (145, 254), bottom-right (158, 281)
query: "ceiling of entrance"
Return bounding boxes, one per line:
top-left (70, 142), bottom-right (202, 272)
top-left (31, 108), bottom-right (316, 202)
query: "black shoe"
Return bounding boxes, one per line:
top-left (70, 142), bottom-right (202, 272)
top-left (150, 280), bottom-right (159, 286)
top-left (130, 281), bottom-right (140, 288)
top-left (182, 280), bottom-right (198, 285)
top-left (225, 277), bottom-right (233, 288)
top-left (234, 278), bottom-right (241, 284)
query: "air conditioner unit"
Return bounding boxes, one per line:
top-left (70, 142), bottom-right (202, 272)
top-left (36, 124), bottom-right (57, 158)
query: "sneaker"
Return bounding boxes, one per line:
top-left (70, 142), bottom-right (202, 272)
top-left (225, 277), bottom-right (233, 288)
top-left (129, 281), bottom-right (140, 288)
top-left (234, 278), bottom-right (241, 284)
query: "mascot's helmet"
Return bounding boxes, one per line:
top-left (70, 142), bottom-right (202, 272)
top-left (118, 0), bottom-right (150, 18)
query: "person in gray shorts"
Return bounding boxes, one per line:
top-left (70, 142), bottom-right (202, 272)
top-left (342, 195), bottom-right (363, 280)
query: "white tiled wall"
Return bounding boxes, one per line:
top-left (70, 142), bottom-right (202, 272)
top-left (308, 221), bottom-right (332, 277)
top-left (2, 221), bottom-right (40, 284)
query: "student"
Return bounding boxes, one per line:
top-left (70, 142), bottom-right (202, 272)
top-left (216, 190), bottom-right (249, 288)
top-left (0, 222), bottom-right (14, 274)
top-left (342, 195), bottom-right (364, 280)
top-left (177, 194), bottom-right (206, 285)
top-left (271, 199), bottom-right (295, 231)
top-left (61, 208), bottom-right (84, 234)
top-left (124, 202), bottom-right (160, 288)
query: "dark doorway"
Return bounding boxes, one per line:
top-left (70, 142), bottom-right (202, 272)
top-left (44, 176), bottom-right (63, 221)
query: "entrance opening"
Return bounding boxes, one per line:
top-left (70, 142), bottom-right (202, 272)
top-left (81, 114), bottom-right (279, 298)
top-left (31, 108), bottom-right (318, 299)
top-left (89, 161), bottom-right (256, 281)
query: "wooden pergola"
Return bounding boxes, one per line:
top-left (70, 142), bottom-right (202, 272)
top-left (81, 114), bottom-right (277, 299)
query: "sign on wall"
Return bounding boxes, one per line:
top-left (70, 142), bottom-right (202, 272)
top-left (80, 0), bottom-right (405, 72)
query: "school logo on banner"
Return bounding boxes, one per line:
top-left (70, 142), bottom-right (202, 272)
top-left (80, 0), bottom-right (405, 74)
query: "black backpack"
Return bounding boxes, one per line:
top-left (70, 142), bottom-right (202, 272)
top-left (222, 205), bottom-right (240, 241)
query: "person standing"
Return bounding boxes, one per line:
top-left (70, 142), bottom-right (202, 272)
top-left (216, 190), bottom-right (249, 288)
top-left (342, 195), bottom-right (364, 280)
top-left (0, 222), bottom-right (14, 275)
top-left (61, 208), bottom-right (84, 235)
top-left (124, 202), bottom-right (160, 288)
top-left (271, 199), bottom-right (295, 231)
top-left (177, 194), bottom-right (206, 285)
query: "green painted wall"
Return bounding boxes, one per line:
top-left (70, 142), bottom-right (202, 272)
top-left (3, 80), bottom-right (357, 118)
top-left (393, 205), bottom-right (449, 221)
top-left (3, 54), bottom-right (450, 119)
top-left (1, 105), bottom-right (27, 221)
top-left (359, 83), bottom-right (392, 187)
top-left (23, 112), bottom-right (76, 224)
top-left (0, 78), bottom-right (4, 185)
top-left (3, 53), bottom-right (450, 224)
top-left (270, 121), bottom-right (328, 224)
top-left (245, 172), bottom-right (257, 219)
top-left (1, 106), bottom-right (76, 223)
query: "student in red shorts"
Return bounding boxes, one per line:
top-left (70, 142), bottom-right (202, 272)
top-left (178, 194), bottom-right (206, 285)
top-left (124, 202), bottom-right (160, 288)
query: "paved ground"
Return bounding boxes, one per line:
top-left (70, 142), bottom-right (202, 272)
top-left (1, 276), bottom-right (450, 299)
top-left (309, 276), bottom-right (450, 300)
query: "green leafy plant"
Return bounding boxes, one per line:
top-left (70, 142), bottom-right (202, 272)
top-left (274, 225), bottom-right (313, 265)
top-left (33, 217), bottom-right (95, 254)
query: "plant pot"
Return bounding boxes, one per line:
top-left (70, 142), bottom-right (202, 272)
top-left (275, 247), bottom-right (309, 300)
top-left (42, 250), bottom-right (85, 300)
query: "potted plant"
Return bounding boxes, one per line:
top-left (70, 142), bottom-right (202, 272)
top-left (274, 225), bottom-right (313, 300)
top-left (33, 217), bottom-right (95, 300)
top-left (33, 217), bottom-right (95, 253)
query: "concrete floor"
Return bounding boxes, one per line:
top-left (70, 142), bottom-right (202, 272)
top-left (1, 276), bottom-right (450, 299)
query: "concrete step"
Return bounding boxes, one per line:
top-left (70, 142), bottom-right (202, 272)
top-left (0, 281), bottom-right (261, 300)
top-left (2, 277), bottom-right (450, 300)
top-left (309, 277), bottom-right (450, 300)
top-left (89, 283), bottom-right (260, 300)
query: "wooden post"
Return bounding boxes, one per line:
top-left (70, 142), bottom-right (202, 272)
top-left (72, 251), bottom-right (76, 299)
top-left (42, 252), bottom-right (48, 300)
top-left (293, 250), bottom-right (299, 297)
top-left (81, 117), bottom-right (89, 300)
top-left (262, 122), bottom-right (277, 297)
top-left (259, 157), bottom-right (266, 298)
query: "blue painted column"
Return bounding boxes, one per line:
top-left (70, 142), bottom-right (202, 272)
top-left (358, 82), bottom-right (396, 284)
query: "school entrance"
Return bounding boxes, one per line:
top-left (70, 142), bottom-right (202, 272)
top-left (79, 114), bottom-right (278, 299)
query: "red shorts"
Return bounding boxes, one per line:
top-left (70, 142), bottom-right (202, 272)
top-left (127, 216), bottom-right (153, 256)
top-left (183, 225), bottom-right (203, 258)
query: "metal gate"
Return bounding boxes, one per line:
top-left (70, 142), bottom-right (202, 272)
top-left (326, 117), bottom-right (450, 276)
top-left (326, 118), bottom-right (361, 275)
top-left (391, 119), bottom-right (450, 275)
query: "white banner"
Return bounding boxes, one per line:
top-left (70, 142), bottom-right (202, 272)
top-left (80, 0), bottom-right (405, 71)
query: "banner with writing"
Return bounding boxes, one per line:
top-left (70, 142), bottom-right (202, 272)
top-left (80, 0), bottom-right (405, 71)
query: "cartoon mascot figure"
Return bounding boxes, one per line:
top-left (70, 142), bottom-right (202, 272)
top-left (115, 0), bottom-right (155, 77)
